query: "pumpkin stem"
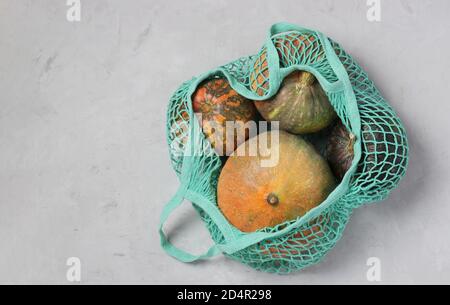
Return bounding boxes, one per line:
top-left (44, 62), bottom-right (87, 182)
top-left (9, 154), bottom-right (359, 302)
top-left (298, 71), bottom-right (317, 86)
top-left (267, 193), bottom-right (279, 206)
top-left (348, 133), bottom-right (356, 154)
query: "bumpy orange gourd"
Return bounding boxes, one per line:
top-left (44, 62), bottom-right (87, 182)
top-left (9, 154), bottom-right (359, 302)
top-left (217, 131), bottom-right (336, 232)
top-left (192, 78), bottom-right (257, 156)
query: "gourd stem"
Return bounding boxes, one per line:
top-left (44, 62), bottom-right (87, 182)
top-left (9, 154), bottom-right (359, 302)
top-left (267, 193), bottom-right (279, 206)
top-left (348, 133), bottom-right (356, 154)
top-left (298, 71), bottom-right (316, 86)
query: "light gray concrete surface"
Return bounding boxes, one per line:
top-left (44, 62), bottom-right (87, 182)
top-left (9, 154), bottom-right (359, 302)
top-left (0, 0), bottom-right (449, 284)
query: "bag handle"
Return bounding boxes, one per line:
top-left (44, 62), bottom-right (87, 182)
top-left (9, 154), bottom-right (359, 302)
top-left (160, 183), bottom-right (301, 262)
top-left (159, 186), bottom-right (222, 262)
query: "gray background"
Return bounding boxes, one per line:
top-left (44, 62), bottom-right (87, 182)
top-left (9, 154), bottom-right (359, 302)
top-left (0, 0), bottom-right (449, 284)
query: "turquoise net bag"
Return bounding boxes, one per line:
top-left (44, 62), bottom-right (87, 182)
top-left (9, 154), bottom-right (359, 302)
top-left (159, 23), bottom-right (409, 273)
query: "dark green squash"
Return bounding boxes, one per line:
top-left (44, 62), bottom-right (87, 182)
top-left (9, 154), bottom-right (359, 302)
top-left (254, 71), bottom-right (336, 134)
top-left (326, 122), bottom-right (356, 180)
top-left (326, 119), bottom-right (406, 181)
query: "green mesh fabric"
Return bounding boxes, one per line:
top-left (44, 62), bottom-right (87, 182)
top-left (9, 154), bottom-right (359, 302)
top-left (162, 23), bottom-right (408, 273)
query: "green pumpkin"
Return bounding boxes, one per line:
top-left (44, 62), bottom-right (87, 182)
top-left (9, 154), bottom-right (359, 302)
top-left (326, 122), bottom-right (356, 180)
top-left (326, 119), bottom-right (407, 181)
top-left (254, 71), bottom-right (336, 134)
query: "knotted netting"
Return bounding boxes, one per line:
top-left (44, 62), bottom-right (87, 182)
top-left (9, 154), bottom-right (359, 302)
top-left (160, 23), bottom-right (408, 273)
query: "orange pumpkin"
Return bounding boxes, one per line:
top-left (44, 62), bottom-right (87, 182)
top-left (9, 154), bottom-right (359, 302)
top-left (259, 216), bottom-right (330, 258)
top-left (250, 33), bottom-right (323, 97)
top-left (249, 50), bottom-right (269, 97)
top-left (192, 78), bottom-right (257, 156)
top-left (273, 32), bottom-right (323, 67)
top-left (217, 131), bottom-right (336, 232)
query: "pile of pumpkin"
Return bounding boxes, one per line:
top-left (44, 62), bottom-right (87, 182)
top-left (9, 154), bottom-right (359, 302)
top-left (192, 71), bottom-right (355, 233)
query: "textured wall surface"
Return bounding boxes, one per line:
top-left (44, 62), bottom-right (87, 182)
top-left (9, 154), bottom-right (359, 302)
top-left (0, 0), bottom-right (449, 284)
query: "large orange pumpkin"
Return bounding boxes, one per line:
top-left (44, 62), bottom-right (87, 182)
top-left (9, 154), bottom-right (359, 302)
top-left (217, 130), bottom-right (336, 232)
top-left (192, 78), bottom-right (257, 156)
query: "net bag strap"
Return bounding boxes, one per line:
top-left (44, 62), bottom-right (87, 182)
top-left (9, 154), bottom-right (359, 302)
top-left (159, 186), bottom-right (221, 262)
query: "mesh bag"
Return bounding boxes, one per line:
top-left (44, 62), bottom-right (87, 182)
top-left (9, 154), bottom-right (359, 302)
top-left (159, 23), bottom-right (409, 273)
